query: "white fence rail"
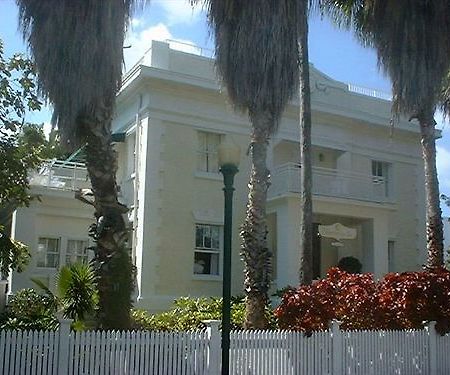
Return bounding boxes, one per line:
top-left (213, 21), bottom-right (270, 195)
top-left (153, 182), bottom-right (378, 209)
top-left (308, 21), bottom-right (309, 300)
top-left (1, 320), bottom-right (449, 374)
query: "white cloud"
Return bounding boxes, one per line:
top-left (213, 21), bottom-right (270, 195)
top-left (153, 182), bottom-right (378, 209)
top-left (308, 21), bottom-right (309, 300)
top-left (42, 122), bottom-right (53, 139)
top-left (124, 22), bottom-right (200, 71)
top-left (437, 145), bottom-right (450, 191)
top-left (131, 18), bottom-right (144, 28)
top-left (153, 0), bottom-right (203, 26)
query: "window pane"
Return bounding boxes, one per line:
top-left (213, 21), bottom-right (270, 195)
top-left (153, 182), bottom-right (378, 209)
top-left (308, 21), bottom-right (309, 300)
top-left (194, 252), bottom-right (210, 274)
top-left (211, 227), bottom-right (220, 249)
top-left (37, 237), bottom-right (60, 268)
top-left (194, 224), bottom-right (221, 275)
top-left (66, 240), bottom-right (88, 265)
top-left (196, 226), bottom-right (203, 248)
top-left (197, 132), bottom-right (221, 172)
top-left (209, 253), bottom-right (219, 275)
top-left (47, 253), bottom-right (59, 268)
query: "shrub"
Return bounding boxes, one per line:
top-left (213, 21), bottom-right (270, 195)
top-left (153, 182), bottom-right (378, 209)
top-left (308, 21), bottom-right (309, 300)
top-left (275, 267), bottom-right (450, 334)
top-left (337, 256), bottom-right (362, 274)
top-left (0, 288), bottom-right (58, 330)
top-left (131, 296), bottom-right (276, 331)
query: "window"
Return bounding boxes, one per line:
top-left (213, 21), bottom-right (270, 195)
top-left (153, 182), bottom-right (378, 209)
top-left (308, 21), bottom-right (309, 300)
top-left (197, 132), bottom-right (221, 173)
top-left (37, 237), bottom-right (60, 268)
top-left (66, 239), bottom-right (89, 265)
top-left (127, 132), bottom-right (136, 176)
top-left (372, 160), bottom-right (390, 197)
top-left (194, 224), bottom-right (221, 275)
top-left (388, 240), bottom-right (395, 272)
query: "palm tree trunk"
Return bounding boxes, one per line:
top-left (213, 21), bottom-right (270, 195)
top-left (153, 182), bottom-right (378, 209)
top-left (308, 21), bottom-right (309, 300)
top-left (241, 110), bottom-right (272, 329)
top-left (81, 112), bottom-right (134, 330)
top-left (298, 0), bottom-right (313, 285)
top-left (418, 110), bottom-right (444, 269)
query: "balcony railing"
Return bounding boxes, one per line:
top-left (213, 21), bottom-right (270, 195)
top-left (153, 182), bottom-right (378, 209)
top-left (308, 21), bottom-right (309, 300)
top-left (29, 160), bottom-right (90, 191)
top-left (269, 162), bottom-right (390, 203)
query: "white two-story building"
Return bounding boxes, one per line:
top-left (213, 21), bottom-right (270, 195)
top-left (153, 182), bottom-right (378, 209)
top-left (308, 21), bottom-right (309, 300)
top-left (10, 40), bottom-right (427, 312)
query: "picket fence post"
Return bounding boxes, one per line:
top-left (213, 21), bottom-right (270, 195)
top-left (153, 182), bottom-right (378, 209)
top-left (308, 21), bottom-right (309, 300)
top-left (332, 320), bottom-right (343, 375)
top-left (203, 320), bottom-right (221, 374)
top-left (428, 321), bottom-right (437, 375)
top-left (57, 318), bottom-right (72, 375)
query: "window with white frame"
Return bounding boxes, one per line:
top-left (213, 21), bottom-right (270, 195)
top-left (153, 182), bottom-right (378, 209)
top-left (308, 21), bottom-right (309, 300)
top-left (197, 131), bottom-right (221, 173)
top-left (66, 239), bottom-right (89, 265)
top-left (127, 131), bottom-right (137, 176)
top-left (37, 237), bottom-right (60, 268)
top-left (194, 224), bottom-right (221, 275)
top-left (372, 160), bottom-right (391, 197)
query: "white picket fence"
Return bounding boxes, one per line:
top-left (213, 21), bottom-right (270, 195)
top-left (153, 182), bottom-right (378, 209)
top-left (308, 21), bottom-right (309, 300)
top-left (1, 319), bottom-right (450, 374)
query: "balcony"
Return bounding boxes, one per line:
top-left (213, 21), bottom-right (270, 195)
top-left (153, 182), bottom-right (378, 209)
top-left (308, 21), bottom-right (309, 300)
top-left (29, 160), bottom-right (90, 191)
top-left (269, 162), bottom-right (390, 203)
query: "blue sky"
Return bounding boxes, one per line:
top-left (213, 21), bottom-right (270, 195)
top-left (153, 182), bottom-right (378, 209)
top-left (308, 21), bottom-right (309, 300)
top-left (1, 0), bottom-right (449, 215)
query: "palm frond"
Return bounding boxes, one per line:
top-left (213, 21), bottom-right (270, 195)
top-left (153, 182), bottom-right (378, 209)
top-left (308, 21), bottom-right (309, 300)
top-left (16, 0), bottom-right (146, 150)
top-left (440, 71), bottom-right (450, 119)
top-left (348, 0), bottom-right (450, 117)
top-left (202, 0), bottom-right (303, 132)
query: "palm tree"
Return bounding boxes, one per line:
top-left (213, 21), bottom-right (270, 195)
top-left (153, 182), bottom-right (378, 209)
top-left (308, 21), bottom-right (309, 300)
top-left (298, 0), bottom-right (314, 286)
top-left (16, 0), bottom-right (141, 329)
top-left (330, 0), bottom-right (450, 269)
top-left (201, 0), bottom-right (303, 328)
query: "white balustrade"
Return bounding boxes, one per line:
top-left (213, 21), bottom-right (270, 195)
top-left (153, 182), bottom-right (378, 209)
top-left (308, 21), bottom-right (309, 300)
top-left (269, 162), bottom-right (390, 203)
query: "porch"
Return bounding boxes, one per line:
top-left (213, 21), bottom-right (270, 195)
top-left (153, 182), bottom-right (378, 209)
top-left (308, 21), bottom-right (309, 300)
top-left (267, 196), bottom-right (391, 289)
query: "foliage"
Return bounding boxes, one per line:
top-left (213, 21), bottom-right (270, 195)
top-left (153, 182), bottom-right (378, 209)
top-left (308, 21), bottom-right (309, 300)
top-left (0, 39), bottom-right (42, 207)
top-left (0, 288), bottom-right (58, 330)
top-left (337, 256), bottom-right (362, 274)
top-left (33, 262), bottom-right (98, 329)
top-left (131, 296), bottom-right (277, 331)
top-left (0, 225), bottom-right (30, 276)
top-left (275, 267), bottom-right (450, 335)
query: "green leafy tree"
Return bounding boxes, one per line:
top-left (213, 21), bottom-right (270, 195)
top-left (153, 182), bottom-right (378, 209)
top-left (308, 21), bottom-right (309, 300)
top-left (329, 0), bottom-right (450, 269)
top-left (0, 39), bottom-right (44, 278)
top-left (16, 0), bottom-right (143, 329)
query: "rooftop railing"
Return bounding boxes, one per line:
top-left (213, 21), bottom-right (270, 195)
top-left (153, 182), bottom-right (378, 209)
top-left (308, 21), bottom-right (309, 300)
top-left (29, 160), bottom-right (90, 191)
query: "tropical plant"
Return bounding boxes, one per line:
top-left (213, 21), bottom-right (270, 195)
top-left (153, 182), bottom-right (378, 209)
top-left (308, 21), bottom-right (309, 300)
top-left (328, 0), bottom-right (450, 269)
top-left (198, 0), bottom-right (304, 329)
top-left (32, 262), bottom-right (98, 329)
top-left (16, 0), bottom-right (143, 329)
top-left (0, 288), bottom-right (58, 330)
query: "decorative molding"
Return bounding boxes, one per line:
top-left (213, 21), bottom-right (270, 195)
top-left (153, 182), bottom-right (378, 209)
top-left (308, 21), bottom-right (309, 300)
top-left (319, 222), bottom-right (357, 241)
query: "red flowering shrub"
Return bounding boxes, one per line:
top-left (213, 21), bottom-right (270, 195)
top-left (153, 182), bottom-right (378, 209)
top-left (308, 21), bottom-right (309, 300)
top-left (275, 267), bottom-right (450, 334)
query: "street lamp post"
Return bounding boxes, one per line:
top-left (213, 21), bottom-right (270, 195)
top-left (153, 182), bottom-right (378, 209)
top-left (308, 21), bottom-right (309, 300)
top-left (218, 138), bottom-right (240, 375)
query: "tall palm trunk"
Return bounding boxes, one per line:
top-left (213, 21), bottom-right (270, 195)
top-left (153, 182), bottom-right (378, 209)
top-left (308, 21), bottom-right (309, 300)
top-left (299, 0), bottom-right (313, 285)
top-left (417, 110), bottom-right (444, 269)
top-left (241, 110), bottom-right (272, 329)
top-left (80, 110), bottom-right (134, 330)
